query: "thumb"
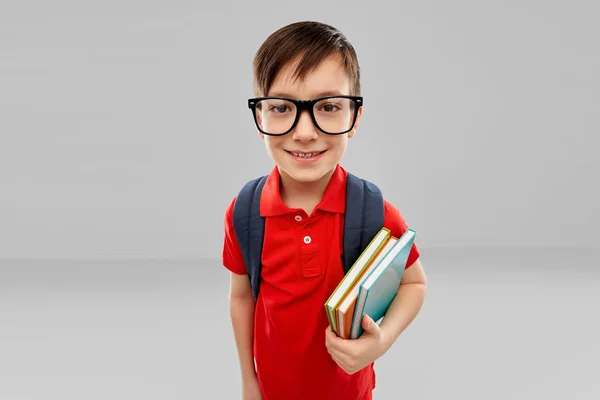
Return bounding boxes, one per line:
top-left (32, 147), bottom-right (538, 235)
top-left (362, 314), bottom-right (380, 335)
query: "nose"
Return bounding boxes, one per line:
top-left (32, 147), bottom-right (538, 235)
top-left (291, 109), bottom-right (318, 142)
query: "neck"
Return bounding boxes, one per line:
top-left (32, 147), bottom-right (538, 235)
top-left (278, 167), bottom-right (336, 215)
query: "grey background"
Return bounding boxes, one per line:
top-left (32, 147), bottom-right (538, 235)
top-left (1, 1), bottom-right (598, 399)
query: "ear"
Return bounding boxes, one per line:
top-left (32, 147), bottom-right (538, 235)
top-left (348, 106), bottom-right (363, 139)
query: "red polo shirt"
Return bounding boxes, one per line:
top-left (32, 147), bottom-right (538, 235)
top-left (222, 164), bottom-right (419, 400)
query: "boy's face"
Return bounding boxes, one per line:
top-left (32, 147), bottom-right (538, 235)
top-left (257, 54), bottom-right (362, 185)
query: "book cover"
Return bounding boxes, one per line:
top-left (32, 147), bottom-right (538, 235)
top-left (336, 236), bottom-right (398, 339)
top-left (350, 228), bottom-right (416, 339)
top-left (324, 227), bottom-right (391, 334)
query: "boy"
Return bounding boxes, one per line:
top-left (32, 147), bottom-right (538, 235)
top-left (222, 21), bottom-right (427, 400)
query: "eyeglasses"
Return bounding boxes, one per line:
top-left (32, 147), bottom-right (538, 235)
top-left (247, 95), bottom-right (363, 136)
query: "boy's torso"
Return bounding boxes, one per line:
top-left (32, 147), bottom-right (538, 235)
top-left (251, 164), bottom-right (376, 400)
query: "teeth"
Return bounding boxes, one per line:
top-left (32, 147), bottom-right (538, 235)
top-left (292, 151), bottom-right (321, 158)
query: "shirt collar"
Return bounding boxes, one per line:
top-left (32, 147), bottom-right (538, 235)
top-left (260, 164), bottom-right (347, 217)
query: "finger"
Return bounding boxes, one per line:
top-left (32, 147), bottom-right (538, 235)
top-left (325, 330), bottom-right (345, 351)
top-left (325, 326), bottom-right (339, 348)
top-left (325, 324), bottom-right (340, 340)
top-left (361, 314), bottom-right (381, 336)
top-left (326, 325), bottom-right (338, 339)
top-left (326, 340), bottom-right (344, 357)
top-left (327, 343), bottom-right (354, 367)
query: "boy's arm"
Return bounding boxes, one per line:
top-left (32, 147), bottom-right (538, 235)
top-left (229, 271), bottom-right (258, 385)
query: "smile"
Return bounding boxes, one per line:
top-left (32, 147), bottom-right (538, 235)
top-left (287, 150), bottom-right (325, 158)
top-left (285, 150), bottom-right (327, 163)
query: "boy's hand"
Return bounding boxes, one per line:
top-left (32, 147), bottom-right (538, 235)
top-left (242, 376), bottom-right (263, 400)
top-left (325, 314), bottom-right (386, 375)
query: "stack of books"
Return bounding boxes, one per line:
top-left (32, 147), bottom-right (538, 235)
top-left (324, 227), bottom-right (416, 339)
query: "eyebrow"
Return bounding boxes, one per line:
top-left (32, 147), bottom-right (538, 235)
top-left (267, 90), bottom-right (345, 98)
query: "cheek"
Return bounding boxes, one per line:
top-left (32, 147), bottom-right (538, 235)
top-left (264, 136), bottom-right (286, 152)
top-left (327, 137), bottom-right (347, 154)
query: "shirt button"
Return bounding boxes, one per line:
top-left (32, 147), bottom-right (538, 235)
top-left (295, 215), bottom-right (303, 222)
top-left (303, 235), bottom-right (311, 244)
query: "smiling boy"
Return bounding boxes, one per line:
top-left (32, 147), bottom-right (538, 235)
top-left (222, 21), bottom-right (427, 400)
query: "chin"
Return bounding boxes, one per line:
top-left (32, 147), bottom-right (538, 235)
top-left (279, 164), bottom-right (336, 184)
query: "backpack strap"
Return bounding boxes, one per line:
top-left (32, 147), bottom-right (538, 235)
top-left (342, 173), bottom-right (385, 274)
top-left (232, 175), bottom-right (268, 301)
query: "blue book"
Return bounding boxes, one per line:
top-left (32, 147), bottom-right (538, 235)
top-left (349, 228), bottom-right (416, 339)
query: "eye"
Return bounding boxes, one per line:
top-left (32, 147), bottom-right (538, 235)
top-left (320, 103), bottom-right (341, 112)
top-left (268, 104), bottom-right (291, 113)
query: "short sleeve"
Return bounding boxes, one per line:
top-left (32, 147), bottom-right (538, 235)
top-left (222, 197), bottom-right (248, 275)
top-left (383, 200), bottom-right (420, 269)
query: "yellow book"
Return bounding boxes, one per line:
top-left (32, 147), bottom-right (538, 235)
top-left (324, 227), bottom-right (391, 334)
top-left (336, 236), bottom-right (397, 339)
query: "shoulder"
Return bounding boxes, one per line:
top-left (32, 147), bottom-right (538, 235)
top-left (223, 172), bottom-right (269, 228)
top-left (345, 171), bottom-right (420, 267)
top-left (382, 198), bottom-right (421, 268)
top-left (223, 196), bottom-right (236, 222)
top-left (222, 196), bottom-right (239, 248)
top-left (222, 195), bottom-right (247, 275)
top-left (383, 199), bottom-right (409, 237)
top-left (349, 173), bottom-right (405, 233)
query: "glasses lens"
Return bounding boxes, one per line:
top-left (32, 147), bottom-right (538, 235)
top-left (254, 99), bottom-right (297, 135)
top-left (313, 97), bottom-right (356, 134)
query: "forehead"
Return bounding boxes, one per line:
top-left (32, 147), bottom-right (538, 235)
top-left (268, 54), bottom-right (350, 98)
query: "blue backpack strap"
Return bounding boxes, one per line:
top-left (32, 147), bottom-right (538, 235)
top-left (232, 175), bottom-right (268, 301)
top-left (343, 173), bottom-right (385, 274)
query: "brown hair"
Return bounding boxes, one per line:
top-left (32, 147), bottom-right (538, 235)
top-left (252, 21), bottom-right (361, 97)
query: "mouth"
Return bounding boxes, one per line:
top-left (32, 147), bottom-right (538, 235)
top-left (285, 150), bottom-right (327, 159)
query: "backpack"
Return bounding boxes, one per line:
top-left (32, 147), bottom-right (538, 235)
top-left (232, 172), bottom-right (385, 301)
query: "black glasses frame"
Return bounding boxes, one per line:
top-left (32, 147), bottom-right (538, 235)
top-left (247, 95), bottom-right (363, 136)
